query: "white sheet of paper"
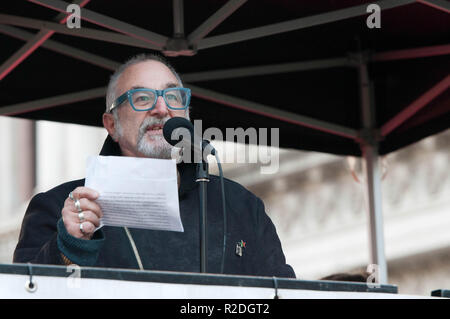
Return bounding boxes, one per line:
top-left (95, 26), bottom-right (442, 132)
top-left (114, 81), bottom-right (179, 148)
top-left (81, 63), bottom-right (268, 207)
top-left (85, 155), bottom-right (183, 232)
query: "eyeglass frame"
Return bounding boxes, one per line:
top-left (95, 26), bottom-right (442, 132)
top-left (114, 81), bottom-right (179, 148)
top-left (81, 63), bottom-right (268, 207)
top-left (108, 87), bottom-right (191, 113)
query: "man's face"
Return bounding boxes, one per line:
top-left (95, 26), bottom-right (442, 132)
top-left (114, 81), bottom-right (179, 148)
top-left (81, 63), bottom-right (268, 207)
top-left (104, 60), bottom-right (188, 158)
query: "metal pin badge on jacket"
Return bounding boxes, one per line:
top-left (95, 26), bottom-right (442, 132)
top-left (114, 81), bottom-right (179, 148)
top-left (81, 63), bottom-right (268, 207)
top-left (235, 240), bottom-right (246, 257)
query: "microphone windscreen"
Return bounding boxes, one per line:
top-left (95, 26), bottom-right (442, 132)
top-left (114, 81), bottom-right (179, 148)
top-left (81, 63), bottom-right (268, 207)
top-left (163, 117), bottom-right (194, 146)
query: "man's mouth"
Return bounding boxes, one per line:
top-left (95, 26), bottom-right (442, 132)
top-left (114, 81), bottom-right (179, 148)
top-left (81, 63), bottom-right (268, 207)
top-left (146, 124), bottom-right (163, 135)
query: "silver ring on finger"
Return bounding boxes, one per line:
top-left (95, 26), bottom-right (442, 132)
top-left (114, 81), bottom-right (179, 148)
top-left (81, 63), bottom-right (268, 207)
top-left (69, 191), bottom-right (75, 201)
top-left (79, 222), bottom-right (85, 234)
top-left (78, 211), bottom-right (85, 223)
top-left (74, 199), bottom-right (82, 213)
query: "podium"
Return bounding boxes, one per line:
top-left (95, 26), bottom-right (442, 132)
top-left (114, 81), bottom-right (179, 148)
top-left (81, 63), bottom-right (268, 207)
top-left (0, 263), bottom-right (435, 299)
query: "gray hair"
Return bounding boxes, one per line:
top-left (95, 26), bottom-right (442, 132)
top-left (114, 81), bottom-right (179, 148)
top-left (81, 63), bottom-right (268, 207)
top-left (105, 53), bottom-right (187, 116)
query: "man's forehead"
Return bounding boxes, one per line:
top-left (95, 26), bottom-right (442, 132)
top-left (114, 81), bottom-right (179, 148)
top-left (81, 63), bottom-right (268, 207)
top-left (125, 59), bottom-right (169, 71)
top-left (118, 60), bottom-right (178, 86)
top-left (130, 82), bottom-right (179, 90)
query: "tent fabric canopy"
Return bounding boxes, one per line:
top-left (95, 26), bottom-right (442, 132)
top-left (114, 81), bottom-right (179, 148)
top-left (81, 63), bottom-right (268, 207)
top-left (0, 0), bottom-right (449, 156)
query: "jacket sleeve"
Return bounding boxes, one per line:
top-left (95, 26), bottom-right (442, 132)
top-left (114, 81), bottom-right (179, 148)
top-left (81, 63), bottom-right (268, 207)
top-left (13, 191), bottom-right (105, 266)
top-left (13, 192), bottom-right (65, 265)
top-left (254, 198), bottom-right (296, 278)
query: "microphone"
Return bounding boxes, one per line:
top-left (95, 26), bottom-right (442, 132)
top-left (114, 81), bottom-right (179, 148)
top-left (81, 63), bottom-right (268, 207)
top-left (163, 117), bottom-right (216, 162)
top-left (163, 116), bottom-right (227, 274)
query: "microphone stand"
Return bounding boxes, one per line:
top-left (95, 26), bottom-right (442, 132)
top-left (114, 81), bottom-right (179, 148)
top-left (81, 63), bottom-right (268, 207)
top-left (196, 157), bottom-right (209, 273)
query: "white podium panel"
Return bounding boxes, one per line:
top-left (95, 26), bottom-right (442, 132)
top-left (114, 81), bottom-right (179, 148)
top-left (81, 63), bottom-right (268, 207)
top-left (0, 263), bottom-right (435, 299)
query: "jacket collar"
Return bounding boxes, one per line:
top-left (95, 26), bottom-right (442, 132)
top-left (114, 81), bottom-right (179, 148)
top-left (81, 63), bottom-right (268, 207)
top-left (99, 135), bottom-right (197, 198)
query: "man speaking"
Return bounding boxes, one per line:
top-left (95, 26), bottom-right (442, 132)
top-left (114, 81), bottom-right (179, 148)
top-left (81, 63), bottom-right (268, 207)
top-left (13, 54), bottom-right (295, 278)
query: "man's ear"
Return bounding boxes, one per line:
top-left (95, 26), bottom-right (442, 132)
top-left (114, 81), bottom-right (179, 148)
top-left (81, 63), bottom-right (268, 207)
top-left (103, 112), bottom-right (117, 141)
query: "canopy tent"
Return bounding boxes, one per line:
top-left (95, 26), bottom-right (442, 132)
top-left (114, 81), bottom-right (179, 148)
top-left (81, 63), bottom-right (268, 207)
top-left (0, 0), bottom-right (449, 284)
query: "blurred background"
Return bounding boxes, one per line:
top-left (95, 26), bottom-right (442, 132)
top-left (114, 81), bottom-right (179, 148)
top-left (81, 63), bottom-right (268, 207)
top-left (0, 115), bottom-right (448, 296)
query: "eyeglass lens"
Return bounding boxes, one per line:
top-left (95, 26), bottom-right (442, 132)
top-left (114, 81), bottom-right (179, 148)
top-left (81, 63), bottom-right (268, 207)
top-left (131, 89), bottom-right (187, 109)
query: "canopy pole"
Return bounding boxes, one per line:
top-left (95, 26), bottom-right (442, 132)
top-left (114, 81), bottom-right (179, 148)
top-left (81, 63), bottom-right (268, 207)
top-left (361, 143), bottom-right (388, 284)
top-left (358, 56), bottom-right (388, 284)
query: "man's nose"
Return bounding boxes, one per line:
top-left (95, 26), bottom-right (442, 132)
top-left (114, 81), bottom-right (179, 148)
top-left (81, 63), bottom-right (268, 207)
top-left (149, 95), bottom-right (169, 117)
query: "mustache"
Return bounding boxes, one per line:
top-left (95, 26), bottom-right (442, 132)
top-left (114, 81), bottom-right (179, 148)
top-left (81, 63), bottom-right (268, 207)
top-left (138, 116), bottom-right (170, 138)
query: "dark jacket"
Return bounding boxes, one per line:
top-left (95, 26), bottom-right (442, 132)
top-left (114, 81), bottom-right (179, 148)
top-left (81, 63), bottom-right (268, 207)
top-left (14, 136), bottom-right (295, 278)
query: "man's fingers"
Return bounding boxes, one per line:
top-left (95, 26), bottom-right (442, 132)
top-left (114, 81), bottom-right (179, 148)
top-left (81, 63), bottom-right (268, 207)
top-left (72, 198), bottom-right (103, 219)
top-left (64, 208), bottom-right (101, 228)
top-left (80, 221), bottom-right (96, 238)
top-left (77, 210), bottom-right (101, 228)
top-left (63, 187), bottom-right (101, 240)
top-left (71, 186), bottom-right (99, 201)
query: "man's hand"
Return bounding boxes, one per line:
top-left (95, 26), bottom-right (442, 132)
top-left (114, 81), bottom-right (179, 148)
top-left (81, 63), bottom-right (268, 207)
top-left (62, 187), bottom-right (103, 240)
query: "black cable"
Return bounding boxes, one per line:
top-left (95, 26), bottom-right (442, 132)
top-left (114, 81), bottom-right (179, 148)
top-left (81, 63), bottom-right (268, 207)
top-left (27, 263), bottom-right (33, 287)
top-left (273, 276), bottom-right (279, 299)
top-left (215, 152), bottom-right (227, 274)
top-left (26, 262), bottom-right (36, 292)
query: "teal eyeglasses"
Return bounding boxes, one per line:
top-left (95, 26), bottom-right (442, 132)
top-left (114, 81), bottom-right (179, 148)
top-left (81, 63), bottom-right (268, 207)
top-left (108, 87), bottom-right (191, 113)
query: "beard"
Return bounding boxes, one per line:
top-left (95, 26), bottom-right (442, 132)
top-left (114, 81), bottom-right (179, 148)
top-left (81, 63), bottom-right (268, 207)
top-left (113, 108), bottom-right (189, 160)
top-left (114, 115), bottom-right (175, 159)
top-left (136, 116), bottom-right (174, 159)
